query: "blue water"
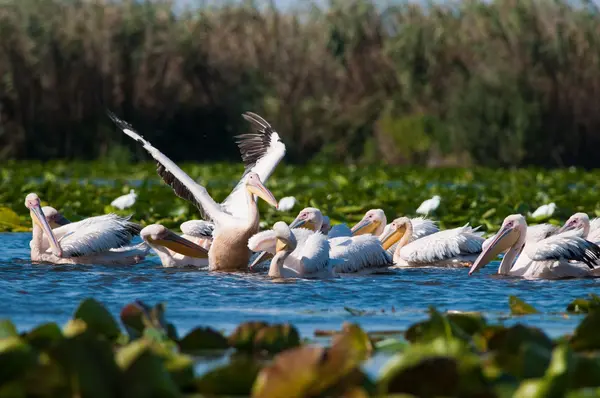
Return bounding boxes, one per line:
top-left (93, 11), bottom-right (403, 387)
top-left (2, 232), bottom-right (596, 342)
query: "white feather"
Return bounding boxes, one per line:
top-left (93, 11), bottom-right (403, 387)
top-left (180, 220), bottom-right (214, 239)
top-left (327, 224), bottom-right (352, 238)
top-left (277, 196), bottom-right (297, 212)
top-left (396, 224), bottom-right (484, 265)
top-left (329, 235), bottom-right (392, 274)
top-left (383, 217), bottom-right (439, 255)
top-left (531, 203), bottom-right (556, 218)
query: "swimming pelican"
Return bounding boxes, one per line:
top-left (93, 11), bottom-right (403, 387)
top-left (26, 194), bottom-right (147, 265)
top-left (289, 208), bottom-right (392, 274)
top-left (530, 203), bottom-right (556, 220)
top-left (111, 189), bottom-right (137, 210)
top-left (557, 213), bottom-right (600, 244)
top-left (108, 111), bottom-right (283, 271)
top-left (380, 217), bottom-right (484, 268)
top-left (481, 223), bottom-right (559, 252)
top-left (416, 195), bottom-right (441, 215)
top-left (248, 222), bottom-right (336, 279)
top-left (141, 224), bottom-right (209, 267)
top-left (469, 214), bottom-right (600, 279)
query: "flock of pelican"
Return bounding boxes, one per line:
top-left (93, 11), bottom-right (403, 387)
top-left (23, 112), bottom-right (600, 280)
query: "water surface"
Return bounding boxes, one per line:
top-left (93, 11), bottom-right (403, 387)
top-left (2, 232), bottom-right (595, 342)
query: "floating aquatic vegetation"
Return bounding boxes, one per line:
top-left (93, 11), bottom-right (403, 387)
top-left (1, 295), bottom-right (600, 396)
top-left (3, 161), bottom-right (600, 235)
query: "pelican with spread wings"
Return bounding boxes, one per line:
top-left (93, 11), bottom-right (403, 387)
top-left (108, 111), bottom-right (284, 271)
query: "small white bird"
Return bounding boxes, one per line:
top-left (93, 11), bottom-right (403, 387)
top-left (416, 195), bottom-right (441, 215)
top-left (530, 202), bottom-right (556, 219)
top-left (277, 196), bottom-right (297, 212)
top-left (111, 189), bottom-right (137, 210)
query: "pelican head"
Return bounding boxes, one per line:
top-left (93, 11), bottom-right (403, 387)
top-left (141, 224), bottom-right (208, 258)
top-left (273, 221), bottom-right (297, 254)
top-left (379, 217), bottom-right (410, 250)
top-left (320, 216), bottom-right (331, 234)
top-left (469, 214), bottom-right (526, 276)
top-left (557, 212), bottom-right (590, 236)
top-left (42, 206), bottom-right (71, 228)
top-left (245, 172), bottom-right (278, 208)
top-left (289, 207), bottom-right (324, 231)
top-left (352, 209), bottom-right (386, 236)
top-left (25, 193), bottom-right (62, 257)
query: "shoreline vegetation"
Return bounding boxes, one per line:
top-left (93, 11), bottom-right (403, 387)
top-left (2, 162), bottom-right (600, 233)
top-left (1, 295), bottom-right (600, 397)
top-left (2, 0), bottom-right (600, 167)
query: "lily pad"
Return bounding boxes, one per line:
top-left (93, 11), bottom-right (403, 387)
top-left (567, 295), bottom-right (600, 314)
top-left (195, 358), bottom-right (261, 396)
top-left (73, 298), bottom-right (120, 341)
top-left (509, 295), bottom-right (539, 315)
top-left (24, 323), bottom-right (63, 350)
top-left (571, 310), bottom-right (600, 351)
top-left (178, 327), bottom-right (229, 352)
top-left (0, 320), bottom-right (18, 339)
top-left (0, 337), bottom-right (37, 386)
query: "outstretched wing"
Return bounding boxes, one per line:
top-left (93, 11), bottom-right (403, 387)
top-left (220, 112), bottom-right (286, 219)
top-left (107, 111), bottom-right (225, 223)
top-left (525, 230), bottom-right (600, 269)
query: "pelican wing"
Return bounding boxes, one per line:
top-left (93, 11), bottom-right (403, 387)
top-left (525, 230), bottom-right (600, 268)
top-left (587, 218), bottom-right (600, 244)
top-left (248, 228), bottom-right (313, 254)
top-left (297, 232), bottom-right (331, 274)
top-left (329, 235), bottom-right (392, 273)
top-left (49, 214), bottom-right (141, 257)
top-left (526, 224), bottom-right (559, 243)
top-left (180, 220), bottom-right (214, 239)
top-left (399, 225), bottom-right (484, 264)
top-left (411, 217), bottom-right (440, 239)
top-left (107, 112), bottom-right (225, 223)
top-left (220, 112), bottom-right (286, 220)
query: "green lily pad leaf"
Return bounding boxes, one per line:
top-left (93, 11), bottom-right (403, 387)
top-left (0, 337), bottom-right (37, 386)
top-left (0, 320), bottom-right (18, 339)
top-left (252, 323), bottom-right (372, 398)
top-left (228, 321), bottom-right (269, 351)
top-left (25, 323), bottom-right (63, 350)
top-left (377, 337), bottom-right (491, 396)
top-left (571, 311), bottom-right (600, 351)
top-left (446, 311), bottom-right (487, 336)
top-left (486, 324), bottom-right (553, 379)
top-left (49, 333), bottom-right (120, 398)
top-left (375, 338), bottom-right (408, 353)
top-left (513, 344), bottom-right (574, 398)
top-left (74, 298), bottom-right (120, 341)
top-left (509, 295), bottom-right (539, 315)
top-left (120, 301), bottom-right (177, 342)
top-left (164, 353), bottom-right (195, 390)
top-left (253, 324), bottom-right (300, 354)
top-left (120, 302), bottom-right (146, 339)
top-left (179, 327), bottom-right (229, 353)
top-left (405, 308), bottom-right (471, 344)
top-left (196, 358), bottom-right (260, 396)
top-left (567, 294), bottom-right (600, 314)
top-left (571, 354), bottom-right (600, 389)
top-left (116, 339), bottom-right (180, 397)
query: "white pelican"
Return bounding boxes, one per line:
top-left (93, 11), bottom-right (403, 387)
top-left (108, 111), bottom-right (283, 271)
top-left (469, 214), bottom-right (600, 279)
top-left (530, 203), bottom-right (556, 219)
top-left (248, 222), bottom-right (336, 279)
top-left (416, 195), bottom-right (441, 215)
top-left (277, 196), bottom-right (297, 212)
top-left (557, 213), bottom-right (600, 244)
top-left (380, 217), bottom-right (484, 268)
top-left (481, 223), bottom-right (558, 252)
top-left (26, 194), bottom-right (148, 265)
top-left (111, 189), bottom-right (137, 210)
top-left (289, 208), bottom-right (392, 274)
top-left (141, 224), bottom-right (209, 267)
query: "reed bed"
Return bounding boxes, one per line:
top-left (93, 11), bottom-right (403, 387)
top-left (1, 0), bottom-right (600, 167)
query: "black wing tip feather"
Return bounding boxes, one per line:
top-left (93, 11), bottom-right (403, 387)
top-left (105, 110), bottom-right (147, 144)
top-left (242, 112), bottom-right (271, 130)
top-left (234, 112), bottom-right (277, 169)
